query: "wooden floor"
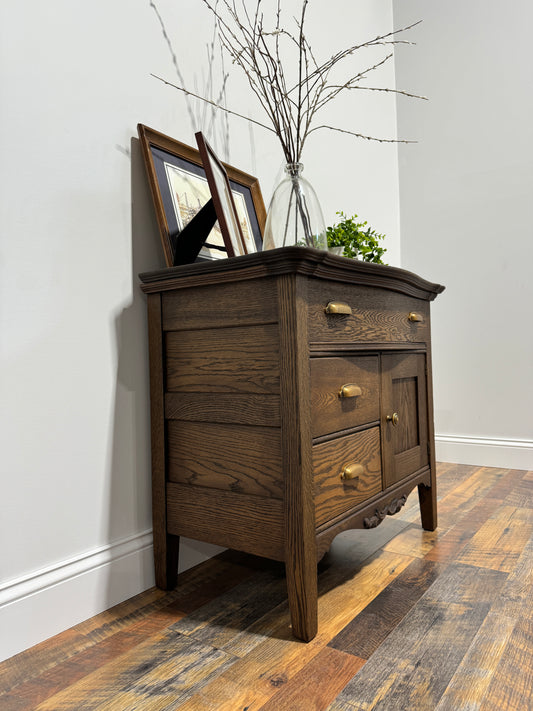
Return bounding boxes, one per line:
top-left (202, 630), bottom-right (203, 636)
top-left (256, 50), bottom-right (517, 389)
top-left (1, 463), bottom-right (533, 710)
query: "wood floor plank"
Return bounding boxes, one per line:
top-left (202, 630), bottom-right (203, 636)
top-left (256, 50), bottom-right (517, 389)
top-left (425, 496), bottom-right (501, 563)
top-left (177, 551), bottom-right (414, 710)
top-left (257, 647), bottom-right (365, 711)
top-left (457, 505), bottom-right (533, 572)
top-left (4, 463), bottom-right (532, 711)
top-left (171, 567), bottom-right (287, 650)
top-left (1, 606), bottom-right (187, 711)
top-left (328, 558), bottom-right (442, 659)
top-left (479, 616), bottom-right (533, 711)
top-left (327, 599), bottom-right (491, 711)
top-left (492, 534), bottom-right (533, 618)
top-left (435, 611), bottom-right (516, 710)
top-left (33, 629), bottom-right (236, 711)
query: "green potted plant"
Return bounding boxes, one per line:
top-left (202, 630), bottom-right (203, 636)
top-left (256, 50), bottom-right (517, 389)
top-left (326, 211), bottom-right (387, 264)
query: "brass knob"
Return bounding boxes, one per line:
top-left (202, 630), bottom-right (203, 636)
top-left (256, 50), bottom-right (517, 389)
top-left (386, 412), bottom-right (399, 426)
top-left (338, 384), bottom-right (362, 399)
top-left (408, 312), bottom-right (423, 323)
top-left (325, 301), bottom-right (352, 315)
top-left (341, 463), bottom-right (364, 481)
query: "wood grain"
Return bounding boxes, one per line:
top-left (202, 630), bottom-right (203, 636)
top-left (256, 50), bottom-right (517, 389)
top-left (257, 646), bottom-right (365, 711)
top-left (166, 482), bottom-right (285, 560)
top-left (457, 504), bottom-right (533, 572)
top-left (165, 391), bottom-right (281, 427)
top-left (328, 557), bottom-right (442, 659)
top-left (313, 427), bottom-right (382, 526)
top-left (161, 276), bottom-right (278, 331)
top-left (310, 355), bottom-right (379, 438)
top-left (165, 324), bottom-right (280, 394)
top-left (167, 420), bottom-right (283, 498)
top-left (307, 282), bottom-right (430, 345)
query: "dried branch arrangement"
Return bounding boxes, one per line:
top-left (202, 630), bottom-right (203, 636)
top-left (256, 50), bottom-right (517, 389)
top-left (153, 0), bottom-right (425, 163)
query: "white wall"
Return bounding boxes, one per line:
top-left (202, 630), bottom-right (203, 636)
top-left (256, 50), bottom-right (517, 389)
top-left (0, 0), bottom-right (401, 660)
top-left (393, 0), bottom-right (533, 469)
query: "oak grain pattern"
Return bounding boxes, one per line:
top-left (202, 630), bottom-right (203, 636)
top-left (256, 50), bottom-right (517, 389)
top-left (166, 482), bottom-right (285, 560)
top-left (167, 420), bottom-right (283, 498)
top-left (328, 558), bottom-right (442, 659)
top-left (310, 355), bottom-right (379, 438)
top-left (161, 276), bottom-right (278, 331)
top-left (278, 273), bottom-right (318, 642)
top-left (257, 646), bottom-right (365, 711)
top-left (165, 391), bottom-right (281, 427)
top-left (308, 282), bottom-right (430, 345)
top-left (165, 324), bottom-right (280, 394)
top-left (313, 427), bottom-right (382, 526)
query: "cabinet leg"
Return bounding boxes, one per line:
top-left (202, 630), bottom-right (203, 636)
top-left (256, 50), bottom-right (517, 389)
top-left (285, 557), bottom-right (318, 642)
top-left (154, 533), bottom-right (180, 590)
top-left (418, 483), bottom-right (437, 531)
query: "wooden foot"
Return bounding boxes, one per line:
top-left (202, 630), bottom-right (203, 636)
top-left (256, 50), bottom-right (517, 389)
top-left (285, 557), bottom-right (318, 642)
top-left (418, 483), bottom-right (437, 531)
top-left (154, 533), bottom-right (180, 590)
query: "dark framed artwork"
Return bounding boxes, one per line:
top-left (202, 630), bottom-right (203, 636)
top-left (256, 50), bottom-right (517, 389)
top-left (137, 124), bottom-right (266, 266)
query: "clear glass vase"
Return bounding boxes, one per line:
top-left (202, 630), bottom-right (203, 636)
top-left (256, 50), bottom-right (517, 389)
top-left (262, 163), bottom-right (327, 251)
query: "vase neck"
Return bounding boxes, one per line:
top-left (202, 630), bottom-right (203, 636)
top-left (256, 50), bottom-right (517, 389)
top-left (284, 162), bottom-right (304, 178)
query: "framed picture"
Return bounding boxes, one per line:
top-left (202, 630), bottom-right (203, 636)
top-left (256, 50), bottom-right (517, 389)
top-left (137, 124), bottom-right (266, 267)
top-left (195, 131), bottom-right (248, 258)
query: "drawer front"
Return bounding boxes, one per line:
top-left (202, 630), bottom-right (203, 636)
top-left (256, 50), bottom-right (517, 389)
top-left (313, 427), bottom-right (382, 526)
top-left (310, 356), bottom-right (379, 438)
top-left (308, 281), bottom-right (429, 344)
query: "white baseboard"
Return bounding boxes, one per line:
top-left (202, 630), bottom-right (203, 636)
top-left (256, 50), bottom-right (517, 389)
top-left (0, 530), bottom-right (155, 662)
top-left (0, 531), bottom-right (226, 663)
top-left (436, 433), bottom-right (533, 470)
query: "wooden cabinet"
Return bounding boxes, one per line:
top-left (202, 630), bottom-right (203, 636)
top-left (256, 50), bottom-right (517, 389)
top-left (140, 247), bottom-right (444, 642)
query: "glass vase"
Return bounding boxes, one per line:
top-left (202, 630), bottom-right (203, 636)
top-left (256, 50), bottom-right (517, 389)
top-left (262, 163), bottom-right (327, 251)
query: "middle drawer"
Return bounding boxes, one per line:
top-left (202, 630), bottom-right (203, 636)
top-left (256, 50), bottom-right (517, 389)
top-left (310, 355), bottom-right (379, 438)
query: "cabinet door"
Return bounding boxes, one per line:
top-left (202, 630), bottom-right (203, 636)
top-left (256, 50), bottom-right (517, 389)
top-left (381, 353), bottom-right (428, 488)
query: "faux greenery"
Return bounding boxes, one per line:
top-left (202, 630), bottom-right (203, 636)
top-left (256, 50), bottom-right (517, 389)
top-left (326, 211), bottom-right (387, 263)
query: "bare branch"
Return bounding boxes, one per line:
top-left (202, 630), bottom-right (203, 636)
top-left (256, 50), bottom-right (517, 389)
top-left (150, 73), bottom-right (276, 133)
top-left (307, 124), bottom-right (417, 144)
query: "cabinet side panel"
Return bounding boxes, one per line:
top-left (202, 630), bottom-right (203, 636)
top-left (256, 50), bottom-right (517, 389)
top-left (167, 421), bottom-right (283, 498)
top-left (166, 483), bottom-right (284, 560)
top-left (147, 293), bottom-right (179, 589)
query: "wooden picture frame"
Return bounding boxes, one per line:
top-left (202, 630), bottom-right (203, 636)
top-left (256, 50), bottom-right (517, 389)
top-left (137, 124), bottom-right (266, 266)
top-left (195, 131), bottom-right (246, 258)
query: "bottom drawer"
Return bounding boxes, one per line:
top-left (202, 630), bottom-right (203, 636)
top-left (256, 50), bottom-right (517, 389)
top-left (313, 427), bottom-right (382, 526)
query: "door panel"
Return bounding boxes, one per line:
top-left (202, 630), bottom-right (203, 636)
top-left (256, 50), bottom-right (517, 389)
top-left (381, 353), bottom-right (428, 487)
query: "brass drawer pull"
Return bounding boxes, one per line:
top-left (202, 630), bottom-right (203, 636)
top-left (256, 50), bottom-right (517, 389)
top-left (325, 301), bottom-right (352, 315)
top-left (341, 463), bottom-right (364, 481)
top-left (408, 312), bottom-right (423, 323)
top-left (338, 384), bottom-right (362, 399)
top-left (386, 412), bottom-right (399, 426)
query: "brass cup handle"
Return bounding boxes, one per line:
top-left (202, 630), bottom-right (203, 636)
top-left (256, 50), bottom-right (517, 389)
top-left (338, 384), bottom-right (362, 399)
top-left (386, 412), bottom-right (399, 426)
top-left (408, 312), bottom-right (423, 323)
top-left (325, 301), bottom-right (352, 315)
top-left (340, 463), bottom-right (364, 481)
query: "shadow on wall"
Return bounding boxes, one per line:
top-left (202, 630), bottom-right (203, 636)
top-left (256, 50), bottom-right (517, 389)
top-left (104, 137), bottom-right (224, 609)
top-left (104, 137), bottom-right (163, 607)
